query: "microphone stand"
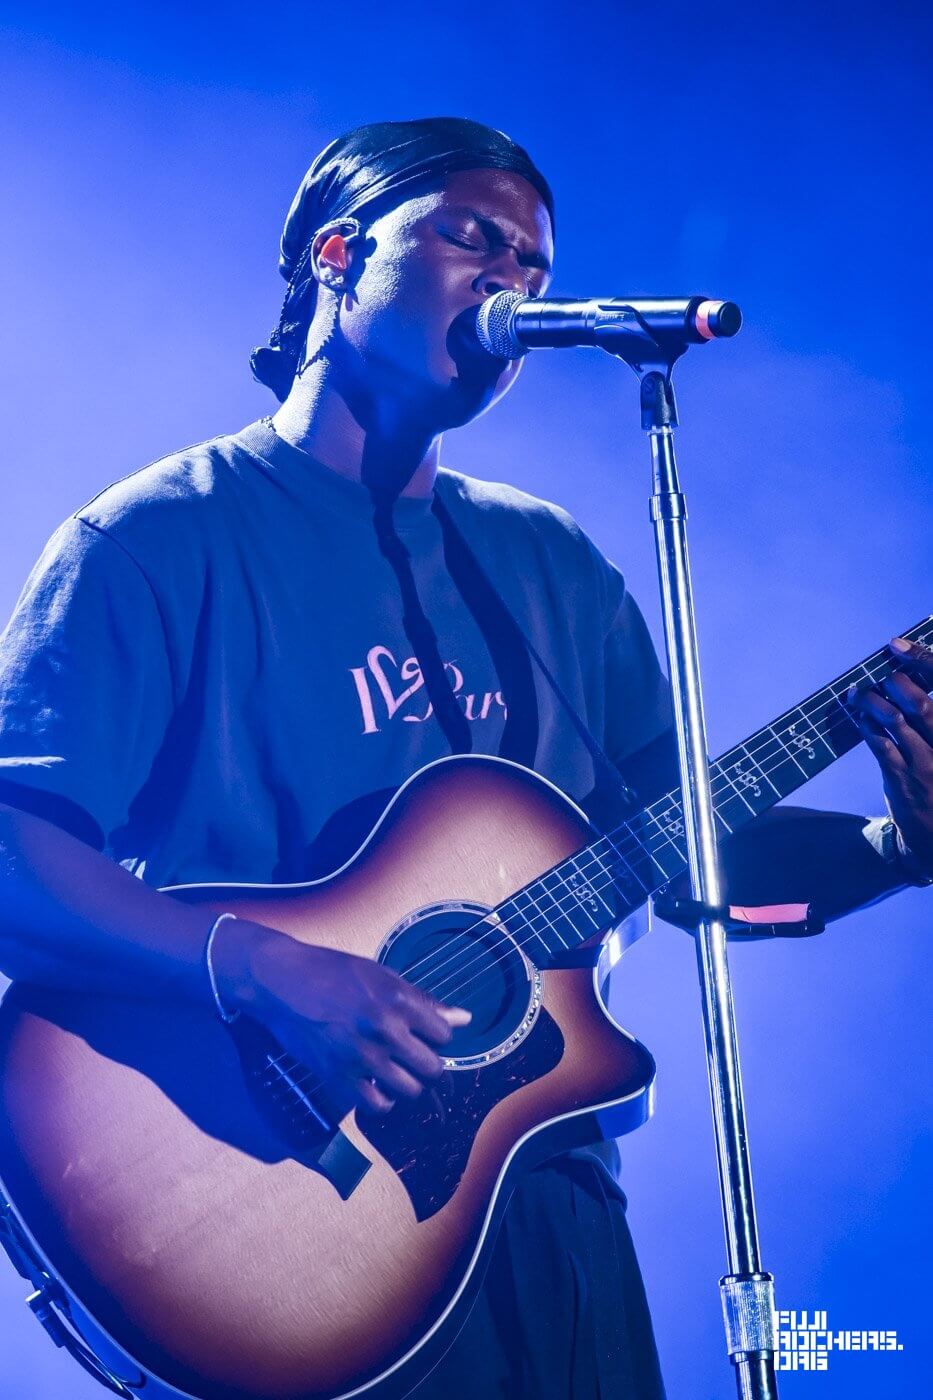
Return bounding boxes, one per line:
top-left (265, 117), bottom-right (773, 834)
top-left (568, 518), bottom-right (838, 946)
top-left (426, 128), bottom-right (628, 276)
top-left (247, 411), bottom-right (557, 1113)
top-left (619, 343), bottom-right (780, 1399)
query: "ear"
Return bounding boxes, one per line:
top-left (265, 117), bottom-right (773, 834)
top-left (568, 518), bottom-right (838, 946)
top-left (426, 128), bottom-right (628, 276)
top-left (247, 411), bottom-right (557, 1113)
top-left (310, 218), bottom-right (365, 292)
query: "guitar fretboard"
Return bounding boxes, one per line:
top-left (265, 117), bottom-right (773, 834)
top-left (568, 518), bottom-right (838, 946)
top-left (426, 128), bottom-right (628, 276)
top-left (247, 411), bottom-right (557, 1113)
top-left (499, 617), bottom-right (933, 962)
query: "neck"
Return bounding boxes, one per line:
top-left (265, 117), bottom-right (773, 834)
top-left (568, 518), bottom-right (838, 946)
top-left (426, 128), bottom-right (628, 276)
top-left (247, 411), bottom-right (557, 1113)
top-left (272, 359), bottom-right (441, 500)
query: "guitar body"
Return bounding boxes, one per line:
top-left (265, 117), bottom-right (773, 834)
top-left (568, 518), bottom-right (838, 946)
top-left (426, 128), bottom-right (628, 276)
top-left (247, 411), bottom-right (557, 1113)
top-left (0, 756), bottom-right (655, 1400)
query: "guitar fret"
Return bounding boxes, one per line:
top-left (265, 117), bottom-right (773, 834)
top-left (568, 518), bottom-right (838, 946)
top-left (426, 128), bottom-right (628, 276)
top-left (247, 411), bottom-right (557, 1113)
top-left (629, 826), bottom-right (679, 882)
top-left (509, 887), bottom-right (563, 955)
top-left (533, 875), bottom-right (574, 947)
top-left (600, 835), bottom-right (650, 894)
top-left (613, 813), bottom-right (681, 887)
top-left (717, 760), bottom-right (759, 817)
top-left (784, 707), bottom-right (836, 769)
top-left (562, 859), bottom-right (602, 928)
top-left (768, 721), bottom-right (811, 778)
top-left (648, 801), bottom-right (687, 850)
top-left (583, 850), bottom-right (624, 917)
top-left (714, 742), bottom-right (782, 823)
top-left (495, 617), bottom-right (932, 960)
top-left (740, 741), bottom-right (782, 798)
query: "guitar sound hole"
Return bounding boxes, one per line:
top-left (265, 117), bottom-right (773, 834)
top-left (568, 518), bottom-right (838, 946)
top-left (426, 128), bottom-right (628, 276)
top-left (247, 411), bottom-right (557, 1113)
top-left (379, 903), bottom-right (538, 1065)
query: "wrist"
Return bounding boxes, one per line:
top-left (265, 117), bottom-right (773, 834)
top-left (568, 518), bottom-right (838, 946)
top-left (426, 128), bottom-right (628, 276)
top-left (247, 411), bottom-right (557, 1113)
top-left (893, 823), bottom-right (933, 886)
top-left (866, 815), bottom-right (933, 887)
top-left (207, 915), bottom-right (288, 1017)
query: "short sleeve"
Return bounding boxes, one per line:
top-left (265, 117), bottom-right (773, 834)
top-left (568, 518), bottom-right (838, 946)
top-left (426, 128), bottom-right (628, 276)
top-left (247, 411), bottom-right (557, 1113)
top-left (0, 516), bottom-right (174, 848)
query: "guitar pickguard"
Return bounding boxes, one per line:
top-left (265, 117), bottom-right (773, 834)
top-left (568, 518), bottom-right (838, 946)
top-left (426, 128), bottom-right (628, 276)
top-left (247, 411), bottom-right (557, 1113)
top-left (357, 1007), bottom-right (565, 1221)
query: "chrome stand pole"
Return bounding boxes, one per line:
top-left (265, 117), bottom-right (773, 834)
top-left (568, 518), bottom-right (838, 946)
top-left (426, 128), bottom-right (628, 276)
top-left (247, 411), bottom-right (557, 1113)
top-left (642, 370), bottom-right (779, 1399)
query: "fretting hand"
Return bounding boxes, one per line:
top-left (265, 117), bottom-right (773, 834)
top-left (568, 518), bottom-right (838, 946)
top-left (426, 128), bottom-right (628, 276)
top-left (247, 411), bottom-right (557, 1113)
top-left (848, 636), bottom-right (933, 876)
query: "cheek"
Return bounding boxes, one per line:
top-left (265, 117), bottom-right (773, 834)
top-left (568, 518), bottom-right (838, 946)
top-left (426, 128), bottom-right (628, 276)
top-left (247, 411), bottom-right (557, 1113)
top-left (342, 255), bottom-right (440, 360)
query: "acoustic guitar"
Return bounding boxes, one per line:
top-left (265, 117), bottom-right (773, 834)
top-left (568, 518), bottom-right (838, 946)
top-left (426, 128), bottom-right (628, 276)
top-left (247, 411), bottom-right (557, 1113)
top-left (0, 617), bottom-right (929, 1400)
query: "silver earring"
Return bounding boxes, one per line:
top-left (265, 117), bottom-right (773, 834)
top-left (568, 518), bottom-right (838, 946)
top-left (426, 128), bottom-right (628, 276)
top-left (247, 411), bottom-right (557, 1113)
top-left (321, 270), bottom-right (349, 296)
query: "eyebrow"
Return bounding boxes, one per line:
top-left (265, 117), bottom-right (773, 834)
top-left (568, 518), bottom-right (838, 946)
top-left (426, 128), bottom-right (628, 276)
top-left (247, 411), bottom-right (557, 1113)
top-left (446, 205), bottom-right (553, 275)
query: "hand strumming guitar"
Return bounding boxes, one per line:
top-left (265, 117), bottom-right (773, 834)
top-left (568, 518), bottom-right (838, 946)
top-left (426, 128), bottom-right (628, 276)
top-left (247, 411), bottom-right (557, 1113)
top-left (210, 918), bottom-right (471, 1115)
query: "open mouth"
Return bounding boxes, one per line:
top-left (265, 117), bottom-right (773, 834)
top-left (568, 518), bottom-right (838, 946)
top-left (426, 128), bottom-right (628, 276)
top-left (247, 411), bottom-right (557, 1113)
top-left (445, 304), bottom-right (511, 374)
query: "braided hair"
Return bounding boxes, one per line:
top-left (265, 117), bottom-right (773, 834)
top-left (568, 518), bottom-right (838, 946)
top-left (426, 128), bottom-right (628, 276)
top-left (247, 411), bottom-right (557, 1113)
top-left (249, 240), bottom-right (318, 403)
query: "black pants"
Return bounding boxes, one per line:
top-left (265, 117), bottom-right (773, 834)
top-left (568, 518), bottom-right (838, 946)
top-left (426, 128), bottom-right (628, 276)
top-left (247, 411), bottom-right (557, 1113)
top-left (410, 1155), bottom-right (667, 1399)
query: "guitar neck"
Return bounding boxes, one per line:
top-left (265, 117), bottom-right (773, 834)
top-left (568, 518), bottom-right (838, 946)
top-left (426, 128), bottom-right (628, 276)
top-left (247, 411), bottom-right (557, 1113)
top-left (500, 616), bottom-right (933, 963)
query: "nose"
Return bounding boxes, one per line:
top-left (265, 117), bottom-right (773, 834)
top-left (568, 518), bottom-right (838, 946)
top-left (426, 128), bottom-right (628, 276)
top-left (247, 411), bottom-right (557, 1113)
top-left (473, 248), bottom-right (532, 299)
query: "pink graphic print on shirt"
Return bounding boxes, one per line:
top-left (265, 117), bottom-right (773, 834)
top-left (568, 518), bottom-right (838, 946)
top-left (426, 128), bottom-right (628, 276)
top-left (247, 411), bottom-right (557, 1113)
top-left (349, 645), bottom-right (507, 735)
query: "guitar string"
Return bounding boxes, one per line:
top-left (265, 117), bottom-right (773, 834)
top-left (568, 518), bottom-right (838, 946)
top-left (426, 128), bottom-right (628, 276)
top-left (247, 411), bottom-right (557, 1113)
top-left (367, 633), bottom-right (931, 1007)
top-left (263, 628), bottom-right (931, 1101)
top-left (267, 682), bottom-right (906, 1101)
top-left (263, 630), bottom-right (931, 1099)
top-left (270, 691), bottom-right (862, 1105)
top-left (362, 627), bottom-right (931, 1002)
top-left (425, 626), bottom-right (933, 997)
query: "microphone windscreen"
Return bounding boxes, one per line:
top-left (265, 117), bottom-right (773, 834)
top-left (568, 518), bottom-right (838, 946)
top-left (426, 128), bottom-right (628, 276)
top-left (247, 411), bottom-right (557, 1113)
top-left (475, 292), bottom-right (527, 360)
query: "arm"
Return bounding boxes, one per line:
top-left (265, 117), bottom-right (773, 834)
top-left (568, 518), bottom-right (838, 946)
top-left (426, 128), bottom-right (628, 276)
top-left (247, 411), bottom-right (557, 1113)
top-left (0, 518), bottom-right (463, 1112)
top-left (0, 796), bottom-right (221, 1000)
top-left (715, 805), bottom-right (918, 927)
top-left (592, 558), bottom-right (931, 928)
top-left (656, 635), bottom-right (933, 932)
top-left (715, 634), bottom-right (933, 926)
top-left (0, 800), bottom-right (464, 1113)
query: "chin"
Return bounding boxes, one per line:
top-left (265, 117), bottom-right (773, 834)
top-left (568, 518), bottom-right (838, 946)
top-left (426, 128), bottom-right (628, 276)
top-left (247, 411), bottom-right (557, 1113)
top-left (437, 373), bottom-right (507, 429)
top-left (441, 348), bottom-right (521, 428)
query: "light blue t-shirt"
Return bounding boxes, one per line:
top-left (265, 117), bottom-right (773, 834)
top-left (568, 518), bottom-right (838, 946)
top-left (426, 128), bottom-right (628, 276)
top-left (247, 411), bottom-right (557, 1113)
top-left (0, 419), bottom-right (672, 889)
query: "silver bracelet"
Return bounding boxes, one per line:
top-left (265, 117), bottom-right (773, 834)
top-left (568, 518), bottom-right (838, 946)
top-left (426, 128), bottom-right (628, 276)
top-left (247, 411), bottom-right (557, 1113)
top-left (204, 912), bottom-right (242, 1024)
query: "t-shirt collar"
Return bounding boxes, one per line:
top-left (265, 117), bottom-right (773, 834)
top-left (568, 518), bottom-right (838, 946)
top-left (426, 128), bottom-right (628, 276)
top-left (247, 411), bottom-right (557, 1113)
top-left (232, 418), bottom-right (438, 531)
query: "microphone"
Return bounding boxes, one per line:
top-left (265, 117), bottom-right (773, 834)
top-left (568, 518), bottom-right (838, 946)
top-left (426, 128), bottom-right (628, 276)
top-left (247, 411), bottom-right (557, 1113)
top-left (475, 292), bottom-right (742, 361)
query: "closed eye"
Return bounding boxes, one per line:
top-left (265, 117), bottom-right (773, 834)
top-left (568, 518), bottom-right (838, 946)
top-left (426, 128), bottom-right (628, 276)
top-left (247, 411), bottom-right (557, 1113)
top-left (441, 232), bottom-right (484, 252)
top-left (440, 226), bottom-right (546, 296)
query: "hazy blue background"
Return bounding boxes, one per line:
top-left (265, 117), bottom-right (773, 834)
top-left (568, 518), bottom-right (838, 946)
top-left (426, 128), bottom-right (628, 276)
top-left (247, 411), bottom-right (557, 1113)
top-left (0, 2), bottom-right (930, 1397)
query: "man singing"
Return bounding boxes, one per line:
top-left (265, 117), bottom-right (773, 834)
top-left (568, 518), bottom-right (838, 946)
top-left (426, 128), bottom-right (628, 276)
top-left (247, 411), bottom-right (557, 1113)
top-left (1, 118), bottom-right (931, 1398)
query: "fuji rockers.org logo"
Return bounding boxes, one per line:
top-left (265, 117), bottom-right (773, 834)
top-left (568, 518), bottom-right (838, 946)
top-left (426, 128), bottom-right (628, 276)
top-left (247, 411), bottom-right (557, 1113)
top-left (775, 1310), bottom-right (905, 1372)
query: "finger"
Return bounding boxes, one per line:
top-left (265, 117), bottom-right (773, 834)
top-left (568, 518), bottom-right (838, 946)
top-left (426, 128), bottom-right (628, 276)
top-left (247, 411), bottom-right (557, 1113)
top-left (401, 990), bottom-right (471, 1045)
top-left (852, 688), bottom-right (928, 765)
top-left (890, 636), bottom-right (933, 687)
top-left (439, 1005), bottom-right (473, 1026)
top-left (881, 672), bottom-right (933, 744)
top-left (372, 966), bottom-right (458, 1045)
top-left (390, 1028), bottom-right (447, 1082)
top-left (359, 1049), bottom-right (426, 1101)
top-left (365, 1009), bottom-right (444, 1081)
top-left (855, 712), bottom-right (908, 775)
top-left (356, 1077), bottom-right (395, 1115)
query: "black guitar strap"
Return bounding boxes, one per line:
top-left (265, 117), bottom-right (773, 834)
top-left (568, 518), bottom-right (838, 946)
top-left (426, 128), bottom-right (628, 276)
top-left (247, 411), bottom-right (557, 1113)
top-left (366, 490), bottom-right (474, 756)
top-left (431, 494), bottom-right (640, 819)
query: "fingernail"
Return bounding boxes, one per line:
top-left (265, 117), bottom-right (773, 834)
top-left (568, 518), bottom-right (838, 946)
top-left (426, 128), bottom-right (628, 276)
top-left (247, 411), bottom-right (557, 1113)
top-left (889, 637), bottom-right (912, 654)
top-left (846, 684), bottom-right (857, 705)
top-left (442, 1006), bottom-right (472, 1024)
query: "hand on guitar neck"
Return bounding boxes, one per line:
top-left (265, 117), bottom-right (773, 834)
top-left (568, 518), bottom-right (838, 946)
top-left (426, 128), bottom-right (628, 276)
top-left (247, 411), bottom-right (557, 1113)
top-left (654, 635), bottom-right (933, 938)
top-left (847, 636), bottom-right (933, 877)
